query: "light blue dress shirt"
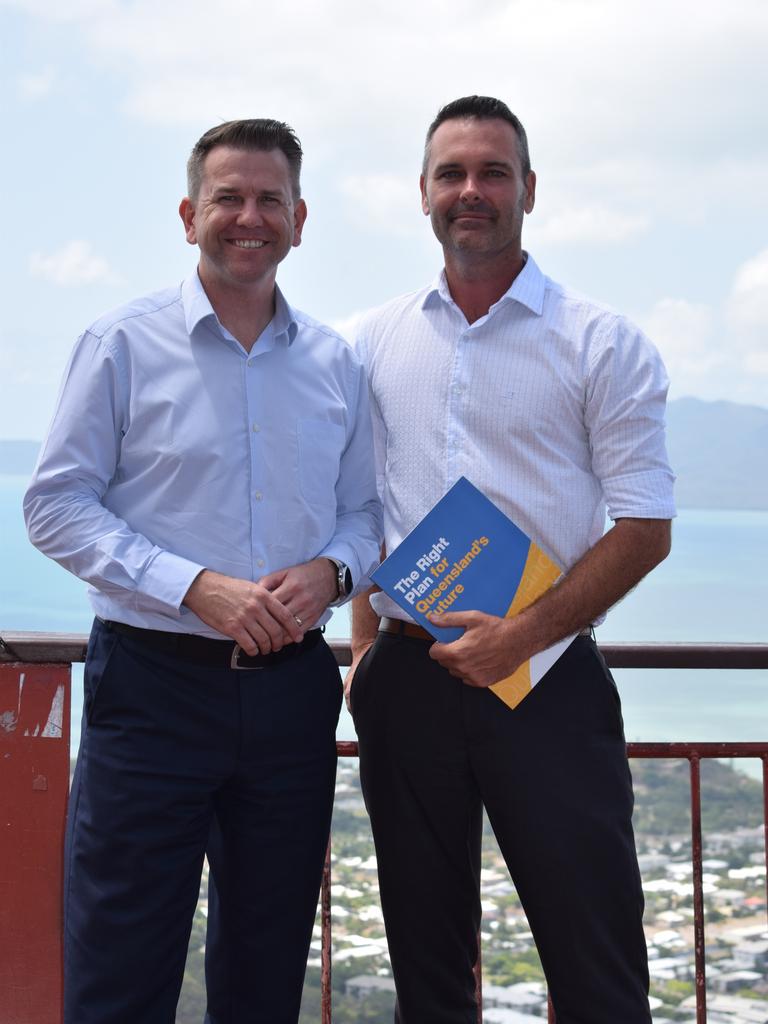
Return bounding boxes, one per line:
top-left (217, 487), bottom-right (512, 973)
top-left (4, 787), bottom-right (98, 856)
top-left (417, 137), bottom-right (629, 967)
top-left (24, 273), bottom-right (382, 637)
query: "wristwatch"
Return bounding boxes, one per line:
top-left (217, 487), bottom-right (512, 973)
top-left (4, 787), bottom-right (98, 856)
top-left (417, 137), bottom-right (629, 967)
top-left (327, 558), bottom-right (353, 605)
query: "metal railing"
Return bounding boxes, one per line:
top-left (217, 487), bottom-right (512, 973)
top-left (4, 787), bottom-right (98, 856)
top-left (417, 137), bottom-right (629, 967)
top-left (2, 633), bottom-right (767, 1024)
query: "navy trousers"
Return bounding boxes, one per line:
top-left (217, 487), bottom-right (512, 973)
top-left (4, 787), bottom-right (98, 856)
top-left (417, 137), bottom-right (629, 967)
top-left (64, 618), bottom-right (342, 1024)
top-left (352, 633), bottom-right (651, 1024)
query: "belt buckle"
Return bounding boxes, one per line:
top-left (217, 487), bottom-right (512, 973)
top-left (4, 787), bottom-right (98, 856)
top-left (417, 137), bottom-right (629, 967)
top-left (230, 644), bottom-right (262, 670)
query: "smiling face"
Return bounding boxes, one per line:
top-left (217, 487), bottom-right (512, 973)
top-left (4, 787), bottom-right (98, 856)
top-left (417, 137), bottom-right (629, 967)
top-left (179, 145), bottom-right (307, 296)
top-left (420, 117), bottom-right (535, 267)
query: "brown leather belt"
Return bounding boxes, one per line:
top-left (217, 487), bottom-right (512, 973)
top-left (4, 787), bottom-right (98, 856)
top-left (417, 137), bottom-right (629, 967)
top-left (378, 616), bottom-right (433, 640)
top-left (378, 616), bottom-right (592, 641)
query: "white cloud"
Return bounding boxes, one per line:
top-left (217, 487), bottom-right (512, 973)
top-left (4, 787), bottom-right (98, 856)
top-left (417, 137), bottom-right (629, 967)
top-left (528, 205), bottom-right (648, 246)
top-left (340, 174), bottom-right (423, 237)
top-left (2, 0), bottom-right (116, 21)
top-left (723, 249), bottom-right (768, 383)
top-left (13, 0), bottom-right (758, 268)
top-left (744, 350), bottom-right (768, 375)
top-left (9, 0), bottom-right (768, 161)
top-left (637, 273), bottom-right (768, 405)
top-left (727, 248), bottom-right (768, 331)
top-left (17, 66), bottom-right (56, 99)
top-left (29, 241), bottom-right (122, 287)
top-left (639, 298), bottom-right (720, 374)
top-left (5, 0), bottom-right (768, 418)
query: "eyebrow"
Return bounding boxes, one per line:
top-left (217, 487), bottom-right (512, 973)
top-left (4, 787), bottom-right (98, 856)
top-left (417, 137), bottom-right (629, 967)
top-left (210, 185), bottom-right (285, 198)
top-left (432, 159), bottom-right (514, 174)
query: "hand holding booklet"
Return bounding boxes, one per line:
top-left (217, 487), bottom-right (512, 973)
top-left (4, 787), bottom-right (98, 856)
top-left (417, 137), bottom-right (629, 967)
top-left (371, 476), bottom-right (577, 710)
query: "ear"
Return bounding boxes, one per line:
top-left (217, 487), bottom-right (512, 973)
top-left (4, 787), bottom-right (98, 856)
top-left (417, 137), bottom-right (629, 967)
top-left (420, 174), bottom-right (430, 216)
top-left (179, 197), bottom-right (197, 245)
top-left (292, 198), bottom-right (308, 248)
top-left (524, 171), bottom-right (536, 215)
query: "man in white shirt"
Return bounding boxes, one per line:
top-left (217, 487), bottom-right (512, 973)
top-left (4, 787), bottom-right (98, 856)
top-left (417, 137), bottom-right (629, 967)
top-left (349, 96), bottom-right (674, 1023)
top-left (24, 119), bottom-right (381, 1024)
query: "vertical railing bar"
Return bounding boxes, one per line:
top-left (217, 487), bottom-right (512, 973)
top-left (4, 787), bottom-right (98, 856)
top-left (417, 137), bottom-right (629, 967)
top-left (61, 662), bottom-right (72, 1024)
top-left (547, 993), bottom-right (556, 1022)
top-left (763, 755), bottom-right (768, 931)
top-left (689, 754), bottom-right (707, 1024)
top-left (473, 932), bottom-right (482, 1023)
top-left (321, 838), bottom-right (333, 1024)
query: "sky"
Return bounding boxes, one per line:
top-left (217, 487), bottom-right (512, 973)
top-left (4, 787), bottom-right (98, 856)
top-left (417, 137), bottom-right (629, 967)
top-left (1, 0), bottom-right (767, 441)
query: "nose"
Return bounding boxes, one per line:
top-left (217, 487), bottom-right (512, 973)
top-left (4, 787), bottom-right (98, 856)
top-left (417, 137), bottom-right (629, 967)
top-left (459, 175), bottom-right (482, 204)
top-left (237, 198), bottom-right (264, 226)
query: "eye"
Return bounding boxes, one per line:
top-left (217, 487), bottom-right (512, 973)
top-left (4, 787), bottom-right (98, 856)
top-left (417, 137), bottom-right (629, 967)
top-left (259, 195), bottom-right (281, 206)
top-left (218, 194), bottom-right (239, 204)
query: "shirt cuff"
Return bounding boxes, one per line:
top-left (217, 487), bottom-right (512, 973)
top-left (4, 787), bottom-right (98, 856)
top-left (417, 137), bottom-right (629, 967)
top-left (136, 549), bottom-right (208, 617)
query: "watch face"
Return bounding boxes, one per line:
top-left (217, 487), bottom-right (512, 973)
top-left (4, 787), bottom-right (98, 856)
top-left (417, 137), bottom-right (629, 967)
top-left (330, 559), bottom-right (352, 601)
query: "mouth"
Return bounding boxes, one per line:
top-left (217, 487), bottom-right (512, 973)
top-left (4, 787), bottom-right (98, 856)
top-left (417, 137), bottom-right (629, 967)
top-left (451, 212), bottom-right (493, 222)
top-left (448, 199), bottom-right (496, 219)
top-left (230, 239), bottom-right (267, 249)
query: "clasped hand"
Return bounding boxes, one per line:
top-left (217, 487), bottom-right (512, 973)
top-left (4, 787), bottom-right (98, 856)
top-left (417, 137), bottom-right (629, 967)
top-left (184, 558), bottom-right (337, 655)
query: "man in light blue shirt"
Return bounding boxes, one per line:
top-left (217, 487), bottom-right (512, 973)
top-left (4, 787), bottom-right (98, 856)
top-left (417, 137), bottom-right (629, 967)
top-left (24, 119), bottom-right (382, 1024)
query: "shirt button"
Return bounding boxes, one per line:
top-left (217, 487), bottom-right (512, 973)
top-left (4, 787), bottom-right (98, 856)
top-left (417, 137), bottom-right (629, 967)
top-left (252, 423), bottom-right (260, 433)
top-left (256, 558), bottom-right (265, 568)
top-left (247, 358), bottom-right (255, 367)
top-left (254, 491), bottom-right (263, 501)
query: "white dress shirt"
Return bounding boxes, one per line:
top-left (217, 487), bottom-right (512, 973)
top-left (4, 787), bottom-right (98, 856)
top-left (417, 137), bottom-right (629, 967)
top-left (24, 272), bottom-right (382, 636)
top-left (355, 253), bottom-right (675, 622)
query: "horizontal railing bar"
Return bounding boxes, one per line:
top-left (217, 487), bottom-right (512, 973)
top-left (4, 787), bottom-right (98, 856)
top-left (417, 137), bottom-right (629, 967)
top-left (629, 742), bottom-right (768, 758)
top-left (2, 633), bottom-right (768, 668)
top-left (337, 740), bottom-right (768, 759)
top-left (598, 643), bottom-right (768, 669)
top-left (0, 632), bottom-right (90, 663)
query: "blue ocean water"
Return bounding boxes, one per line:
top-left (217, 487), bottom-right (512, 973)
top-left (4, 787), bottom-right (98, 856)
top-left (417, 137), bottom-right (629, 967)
top-left (2, 474), bottom-right (766, 763)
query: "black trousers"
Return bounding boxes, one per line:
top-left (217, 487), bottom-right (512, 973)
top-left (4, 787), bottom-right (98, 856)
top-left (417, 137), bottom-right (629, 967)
top-left (352, 632), bottom-right (651, 1024)
top-left (64, 618), bottom-right (342, 1024)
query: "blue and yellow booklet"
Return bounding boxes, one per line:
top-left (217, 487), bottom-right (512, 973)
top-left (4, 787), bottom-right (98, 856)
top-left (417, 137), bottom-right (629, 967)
top-left (371, 476), bottom-right (576, 709)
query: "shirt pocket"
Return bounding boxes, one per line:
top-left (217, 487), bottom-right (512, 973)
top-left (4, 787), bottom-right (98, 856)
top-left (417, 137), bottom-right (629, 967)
top-left (297, 419), bottom-right (346, 505)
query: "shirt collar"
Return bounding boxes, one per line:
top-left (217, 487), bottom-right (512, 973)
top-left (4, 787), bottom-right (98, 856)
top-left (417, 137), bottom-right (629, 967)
top-left (273, 285), bottom-right (299, 345)
top-left (421, 251), bottom-right (545, 317)
top-left (181, 271), bottom-right (298, 346)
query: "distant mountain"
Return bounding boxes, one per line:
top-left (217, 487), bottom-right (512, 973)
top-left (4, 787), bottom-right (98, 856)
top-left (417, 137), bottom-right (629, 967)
top-left (2, 396), bottom-right (767, 509)
top-left (666, 397), bottom-right (768, 511)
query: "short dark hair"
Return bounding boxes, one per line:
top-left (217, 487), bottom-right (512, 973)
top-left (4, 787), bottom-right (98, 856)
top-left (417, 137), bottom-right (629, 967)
top-left (187, 119), bottom-right (303, 200)
top-left (422, 96), bottom-right (531, 179)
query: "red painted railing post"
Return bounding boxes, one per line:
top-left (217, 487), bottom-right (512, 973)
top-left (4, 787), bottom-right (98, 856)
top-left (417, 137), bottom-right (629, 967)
top-left (473, 935), bottom-right (482, 1023)
top-left (689, 754), bottom-right (707, 1024)
top-left (0, 663), bottom-right (70, 1024)
top-left (321, 838), bottom-right (333, 1024)
top-left (763, 755), bottom-right (768, 949)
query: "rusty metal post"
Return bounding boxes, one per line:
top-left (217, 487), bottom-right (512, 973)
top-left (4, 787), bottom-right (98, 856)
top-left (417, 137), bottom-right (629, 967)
top-left (473, 932), bottom-right (482, 1023)
top-left (320, 837), bottom-right (333, 1024)
top-left (0, 663), bottom-right (71, 1024)
top-left (548, 993), bottom-right (556, 1022)
top-left (688, 754), bottom-right (707, 1024)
